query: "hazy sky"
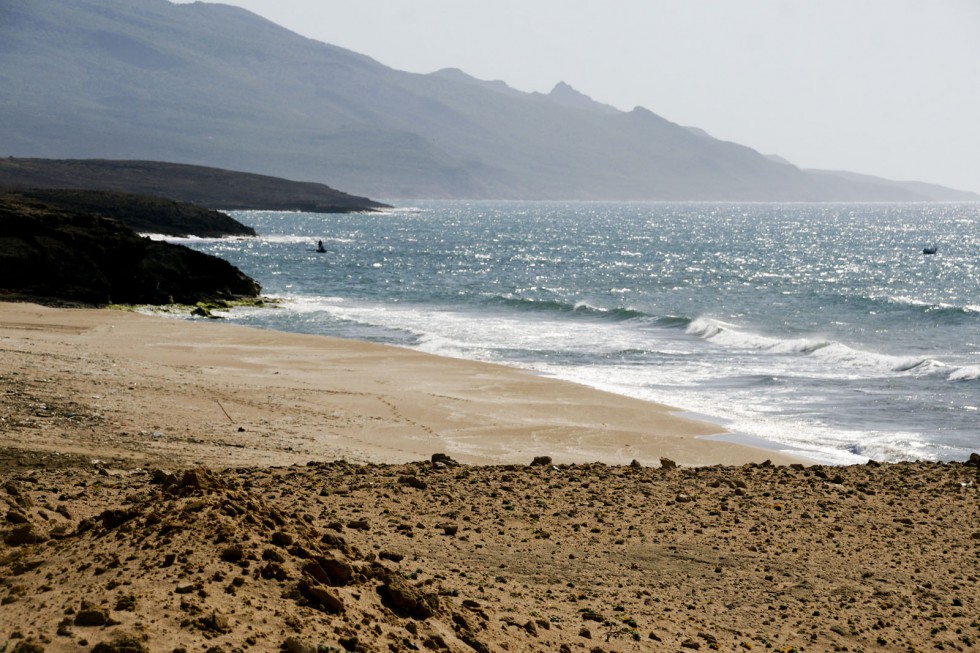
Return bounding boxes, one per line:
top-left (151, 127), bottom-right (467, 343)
top-left (173, 0), bottom-right (980, 193)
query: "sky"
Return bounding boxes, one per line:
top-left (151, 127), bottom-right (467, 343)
top-left (173, 0), bottom-right (980, 193)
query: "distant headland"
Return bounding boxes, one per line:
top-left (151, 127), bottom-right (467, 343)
top-left (0, 158), bottom-right (390, 214)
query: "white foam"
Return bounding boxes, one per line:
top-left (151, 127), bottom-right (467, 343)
top-left (142, 233), bottom-right (251, 243)
top-left (811, 343), bottom-right (935, 374)
top-left (573, 300), bottom-right (605, 313)
top-left (948, 366), bottom-right (980, 382)
top-left (685, 317), bottom-right (731, 339)
top-left (271, 297), bottom-right (660, 363)
top-left (225, 297), bottom-right (968, 465)
top-left (686, 317), bottom-right (944, 377)
top-left (257, 294), bottom-right (349, 314)
top-left (523, 360), bottom-right (932, 465)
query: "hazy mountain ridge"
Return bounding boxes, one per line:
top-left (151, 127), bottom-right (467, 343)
top-left (1, 0), bottom-right (974, 201)
top-left (804, 169), bottom-right (980, 202)
top-left (539, 82), bottom-right (622, 115)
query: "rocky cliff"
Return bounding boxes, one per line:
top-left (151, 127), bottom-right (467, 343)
top-left (0, 195), bottom-right (261, 305)
top-left (0, 188), bottom-right (256, 238)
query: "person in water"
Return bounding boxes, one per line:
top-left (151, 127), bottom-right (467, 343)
top-left (316, 240), bottom-right (326, 253)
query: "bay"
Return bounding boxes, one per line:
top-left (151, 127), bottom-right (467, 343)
top-left (168, 201), bottom-right (980, 464)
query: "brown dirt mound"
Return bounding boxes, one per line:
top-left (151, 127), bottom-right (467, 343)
top-left (1, 457), bottom-right (978, 652)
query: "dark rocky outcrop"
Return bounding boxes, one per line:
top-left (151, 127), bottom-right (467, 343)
top-left (0, 195), bottom-right (261, 305)
top-left (0, 189), bottom-right (255, 238)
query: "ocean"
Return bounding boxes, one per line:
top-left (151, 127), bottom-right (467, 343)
top-left (163, 201), bottom-right (979, 465)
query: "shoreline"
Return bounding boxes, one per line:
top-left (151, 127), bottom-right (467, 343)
top-left (0, 301), bottom-right (803, 469)
top-left (705, 429), bottom-right (837, 465)
top-left (2, 301), bottom-right (978, 653)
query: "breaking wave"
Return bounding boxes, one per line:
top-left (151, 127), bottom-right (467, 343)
top-left (685, 317), bottom-right (946, 376)
top-left (488, 296), bottom-right (648, 321)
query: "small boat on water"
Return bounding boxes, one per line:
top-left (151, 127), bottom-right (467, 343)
top-left (922, 246), bottom-right (937, 255)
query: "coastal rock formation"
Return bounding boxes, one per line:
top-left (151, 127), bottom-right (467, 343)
top-left (0, 189), bottom-right (256, 238)
top-left (0, 195), bottom-right (260, 305)
top-left (0, 158), bottom-right (389, 214)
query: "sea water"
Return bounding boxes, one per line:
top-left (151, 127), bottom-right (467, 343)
top-left (166, 201), bottom-right (979, 464)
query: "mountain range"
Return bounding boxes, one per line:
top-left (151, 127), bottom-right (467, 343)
top-left (1, 0), bottom-right (975, 202)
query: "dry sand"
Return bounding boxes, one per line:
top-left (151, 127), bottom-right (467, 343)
top-left (0, 302), bottom-right (799, 469)
top-left (1, 302), bottom-right (978, 653)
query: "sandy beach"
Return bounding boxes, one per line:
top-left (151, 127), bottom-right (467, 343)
top-left (0, 302), bottom-right (798, 469)
top-left (1, 302), bottom-right (977, 653)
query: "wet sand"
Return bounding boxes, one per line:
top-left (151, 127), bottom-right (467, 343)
top-left (0, 302), bottom-right (800, 469)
